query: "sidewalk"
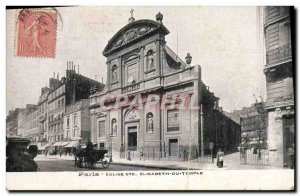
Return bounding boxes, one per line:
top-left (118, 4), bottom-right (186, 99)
top-left (35, 152), bottom-right (276, 170)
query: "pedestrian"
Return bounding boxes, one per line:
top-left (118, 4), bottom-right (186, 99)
top-left (59, 149), bottom-right (62, 157)
top-left (216, 149), bottom-right (224, 168)
top-left (127, 150), bottom-right (131, 161)
top-left (288, 145), bottom-right (294, 169)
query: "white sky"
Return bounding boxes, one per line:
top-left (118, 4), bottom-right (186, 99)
top-left (6, 6), bottom-right (266, 114)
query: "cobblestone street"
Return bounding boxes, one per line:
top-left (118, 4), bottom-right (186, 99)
top-left (36, 159), bottom-right (168, 172)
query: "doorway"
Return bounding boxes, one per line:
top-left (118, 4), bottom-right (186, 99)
top-left (127, 126), bottom-right (137, 151)
top-left (169, 139), bottom-right (178, 156)
top-left (283, 117), bottom-right (294, 168)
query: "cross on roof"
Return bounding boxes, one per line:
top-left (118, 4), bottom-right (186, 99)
top-left (130, 9), bottom-right (134, 18)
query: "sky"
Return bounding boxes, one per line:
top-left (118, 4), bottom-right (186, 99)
top-left (6, 6), bottom-right (266, 115)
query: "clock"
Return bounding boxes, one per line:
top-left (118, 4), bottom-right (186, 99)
top-left (128, 76), bottom-right (134, 84)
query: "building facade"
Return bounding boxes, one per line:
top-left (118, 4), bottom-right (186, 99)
top-left (48, 64), bottom-right (104, 145)
top-left (229, 103), bottom-right (268, 145)
top-left (6, 108), bottom-right (23, 137)
top-left (262, 6), bottom-right (294, 167)
top-left (89, 12), bottom-right (241, 160)
top-left (38, 86), bottom-right (49, 143)
top-left (23, 106), bottom-right (39, 143)
top-left (64, 99), bottom-right (91, 142)
top-left (47, 75), bottom-right (66, 143)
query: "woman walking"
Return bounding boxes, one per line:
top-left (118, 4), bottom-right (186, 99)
top-left (217, 149), bottom-right (224, 168)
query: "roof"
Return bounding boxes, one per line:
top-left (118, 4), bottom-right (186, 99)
top-left (165, 45), bottom-right (187, 69)
top-left (103, 19), bottom-right (170, 57)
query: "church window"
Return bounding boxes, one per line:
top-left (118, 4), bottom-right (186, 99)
top-left (167, 109), bottom-right (180, 132)
top-left (98, 120), bottom-right (105, 138)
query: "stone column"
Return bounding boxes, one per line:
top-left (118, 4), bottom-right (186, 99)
top-left (267, 109), bottom-right (284, 167)
top-left (140, 46), bottom-right (145, 81)
top-left (155, 38), bottom-right (160, 76)
top-left (118, 57), bottom-right (122, 88)
top-left (106, 60), bottom-right (111, 91)
top-left (200, 104), bottom-right (204, 157)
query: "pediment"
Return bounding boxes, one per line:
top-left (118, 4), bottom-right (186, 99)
top-left (103, 20), bottom-right (169, 57)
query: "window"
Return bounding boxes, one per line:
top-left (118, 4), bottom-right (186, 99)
top-left (167, 109), bottom-right (180, 132)
top-left (62, 98), bottom-right (64, 106)
top-left (58, 100), bottom-right (61, 108)
top-left (67, 117), bottom-right (70, 128)
top-left (74, 115), bottom-right (77, 126)
top-left (127, 62), bottom-right (138, 85)
top-left (146, 50), bottom-right (154, 71)
top-left (111, 118), bottom-right (117, 135)
top-left (98, 120), bottom-right (105, 138)
top-left (100, 143), bottom-right (105, 150)
top-left (146, 113), bottom-right (154, 133)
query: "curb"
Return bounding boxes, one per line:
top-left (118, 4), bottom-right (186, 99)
top-left (111, 162), bottom-right (192, 170)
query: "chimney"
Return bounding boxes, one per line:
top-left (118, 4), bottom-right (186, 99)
top-left (78, 65), bottom-right (79, 74)
top-left (53, 72), bottom-right (55, 78)
top-left (57, 72), bottom-right (59, 80)
top-left (74, 65), bottom-right (76, 73)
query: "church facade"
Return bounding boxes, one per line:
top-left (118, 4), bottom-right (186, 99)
top-left (89, 12), bottom-right (240, 160)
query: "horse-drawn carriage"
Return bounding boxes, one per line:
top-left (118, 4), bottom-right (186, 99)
top-left (74, 148), bottom-right (110, 169)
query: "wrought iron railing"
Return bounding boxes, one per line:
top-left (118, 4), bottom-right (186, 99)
top-left (121, 83), bottom-right (140, 93)
top-left (266, 43), bottom-right (292, 64)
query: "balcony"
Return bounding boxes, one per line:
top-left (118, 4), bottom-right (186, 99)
top-left (39, 114), bottom-right (47, 122)
top-left (121, 83), bottom-right (140, 93)
top-left (266, 44), bottom-right (292, 65)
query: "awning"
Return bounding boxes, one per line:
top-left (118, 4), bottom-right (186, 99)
top-left (72, 136), bottom-right (83, 140)
top-left (43, 143), bottom-right (52, 148)
top-left (52, 142), bottom-right (62, 147)
top-left (60, 142), bottom-right (70, 146)
top-left (38, 143), bottom-right (51, 150)
top-left (65, 140), bottom-right (80, 148)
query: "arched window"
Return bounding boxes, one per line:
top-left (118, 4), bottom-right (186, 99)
top-left (111, 65), bottom-right (118, 82)
top-left (111, 118), bottom-right (117, 135)
top-left (146, 50), bottom-right (154, 71)
top-left (146, 113), bottom-right (154, 133)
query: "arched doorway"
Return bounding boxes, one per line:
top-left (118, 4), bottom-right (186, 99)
top-left (124, 109), bottom-right (140, 152)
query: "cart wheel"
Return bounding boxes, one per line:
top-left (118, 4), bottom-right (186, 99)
top-left (102, 156), bottom-right (110, 168)
top-left (78, 157), bottom-right (83, 168)
top-left (85, 157), bottom-right (95, 169)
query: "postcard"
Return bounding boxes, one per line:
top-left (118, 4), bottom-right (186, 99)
top-left (6, 6), bottom-right (295, 191)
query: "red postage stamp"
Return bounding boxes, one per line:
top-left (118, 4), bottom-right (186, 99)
top-left (16, 9), bottom-right (57, 58)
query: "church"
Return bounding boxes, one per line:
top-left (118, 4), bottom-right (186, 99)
top-left (89, 11), bottom-right (240, 160)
